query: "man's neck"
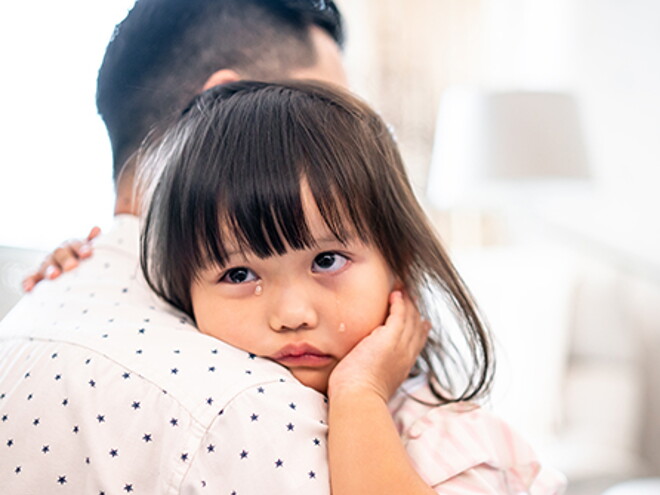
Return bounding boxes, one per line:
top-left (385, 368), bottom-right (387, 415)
top-left (114, 159), bottom-right (140, 216)
top-left (114, 163), bottom-right (139, 216)
top-left (114, 188), bottom-right (139, 216)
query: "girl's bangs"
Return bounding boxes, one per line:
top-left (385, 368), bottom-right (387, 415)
top-left (189, 95), bottom-right (375, 271)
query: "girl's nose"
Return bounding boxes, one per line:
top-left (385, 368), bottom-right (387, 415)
top-left (268, 285), bottom-right (319, 332)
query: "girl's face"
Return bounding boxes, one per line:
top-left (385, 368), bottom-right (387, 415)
top-left (190, 187), bottom-right (396, 394)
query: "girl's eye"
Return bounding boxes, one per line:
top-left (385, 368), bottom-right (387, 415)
top-left (312, 252), bottom-right (349, 273)
top-left (220, 267), bottom-right (258, 284)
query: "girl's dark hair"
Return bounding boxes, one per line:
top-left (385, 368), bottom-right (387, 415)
top-left (140, 80), bottom-right (494, 403)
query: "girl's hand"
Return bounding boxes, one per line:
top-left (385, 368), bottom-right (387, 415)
top-left (327, 291), bottom-right (430, 402)
top-left (22, 226), bottom-right (100, 292)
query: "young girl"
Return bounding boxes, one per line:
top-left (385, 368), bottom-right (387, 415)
top-left (139, 80), bottom-right (565, 494)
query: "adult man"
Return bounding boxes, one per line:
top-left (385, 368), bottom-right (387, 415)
top-left (0, 1), bottom-right (347, 492)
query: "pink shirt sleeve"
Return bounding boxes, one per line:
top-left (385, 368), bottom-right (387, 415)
top-left (390, 383), bottom-right (566, 495)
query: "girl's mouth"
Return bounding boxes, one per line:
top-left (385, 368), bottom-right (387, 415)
top-left (270, 344), bottom-right (333, 367)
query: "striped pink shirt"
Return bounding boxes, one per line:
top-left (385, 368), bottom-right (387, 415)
top-left (390, 378), bottom-right (566, 494)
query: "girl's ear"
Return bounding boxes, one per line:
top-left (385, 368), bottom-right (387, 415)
top-left (201, 69), bottom-right (242, 92)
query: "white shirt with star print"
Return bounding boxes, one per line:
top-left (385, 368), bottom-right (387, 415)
top-left (0, 215), bottom-right (330, 494)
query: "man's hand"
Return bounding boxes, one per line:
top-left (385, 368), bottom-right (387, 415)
top-left (22, 226), bottom-right (100, 292)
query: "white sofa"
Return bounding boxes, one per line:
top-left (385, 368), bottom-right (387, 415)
top-left (455, 243), bottom-right (660, 495)
top-left (0, 245), bottom-right (44, 318)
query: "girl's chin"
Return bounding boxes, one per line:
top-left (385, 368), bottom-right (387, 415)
top-left (292, 370), bottom-right (330, 395)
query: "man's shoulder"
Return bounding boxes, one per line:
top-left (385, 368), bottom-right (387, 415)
top-left (0, 332), bottom-right (329, 494)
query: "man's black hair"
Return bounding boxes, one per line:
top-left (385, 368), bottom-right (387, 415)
top-left (97, 0), bottom-right (344, 182)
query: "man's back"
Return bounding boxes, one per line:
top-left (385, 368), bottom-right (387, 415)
top-left (0, 215), bottom-right (330, 493)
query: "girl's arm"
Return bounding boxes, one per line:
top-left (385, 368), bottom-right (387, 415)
top-left (327, 291), bottom-right (435, 495)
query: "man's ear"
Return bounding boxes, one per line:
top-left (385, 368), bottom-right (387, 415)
top-left (201, 69), bottom-right (242, 92)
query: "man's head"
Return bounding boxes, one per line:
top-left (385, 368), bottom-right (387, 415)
top-left (97, 0), bottom-right (346, 198)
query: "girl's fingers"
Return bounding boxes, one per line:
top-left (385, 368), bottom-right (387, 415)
top-left (53, 245), bottom-right (80, 272)
top-left (21, 228), bottom-right (100, 293)
top-left (22, 273), bottom-right (41, 292)
top-left (87, 226), bottom-right (101, 241)
top-left (397, 292), bottom-right (430, 355)
top-left (23, 256), bottom-right (59, 292)
top-left (77, 242), bottom-right (93, 259)
top-left (381, 290), bottom-right (428, 355)
top-left (384, 290), bottom-right (405, 326)
top-left (398, 292), bottom-right (421, 335)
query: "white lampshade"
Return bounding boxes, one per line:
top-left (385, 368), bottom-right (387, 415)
top-left (427, 88), bottom-right (590, 209)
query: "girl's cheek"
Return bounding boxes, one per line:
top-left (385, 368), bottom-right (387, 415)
top-left (216, 282), bottom-right (262, 299)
